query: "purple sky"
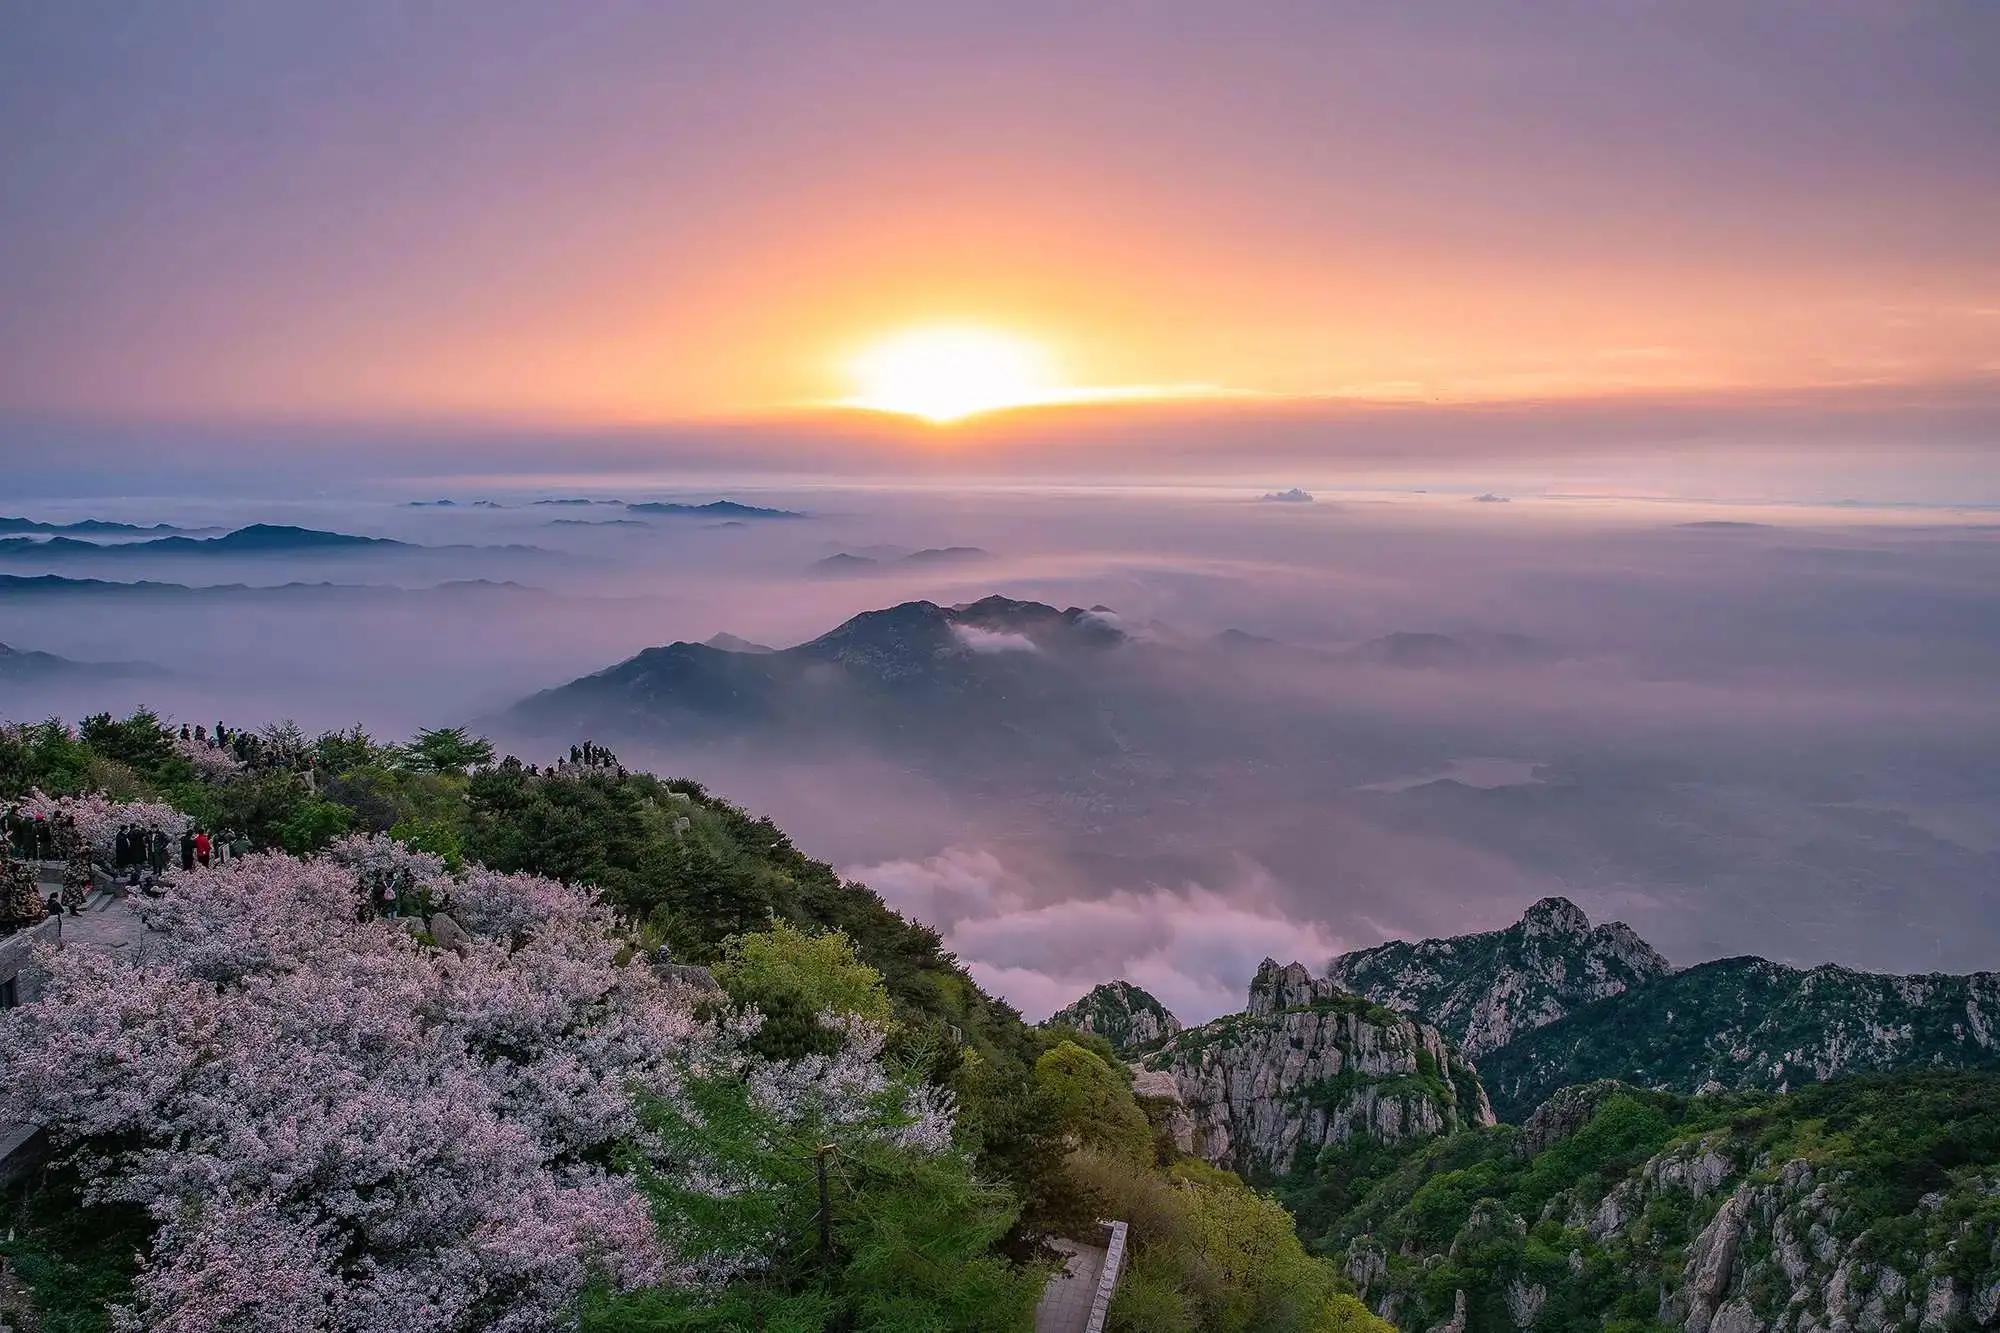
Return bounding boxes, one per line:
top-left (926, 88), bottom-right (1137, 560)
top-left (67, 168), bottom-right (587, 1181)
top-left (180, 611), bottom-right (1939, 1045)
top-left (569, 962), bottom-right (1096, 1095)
top-left (2, 2), bottom-right (1996, 491)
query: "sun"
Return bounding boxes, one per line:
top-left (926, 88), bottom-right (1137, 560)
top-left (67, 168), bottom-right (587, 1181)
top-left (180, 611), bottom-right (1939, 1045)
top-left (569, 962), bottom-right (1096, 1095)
top-left (843, 326), bottom-right (1059, 422)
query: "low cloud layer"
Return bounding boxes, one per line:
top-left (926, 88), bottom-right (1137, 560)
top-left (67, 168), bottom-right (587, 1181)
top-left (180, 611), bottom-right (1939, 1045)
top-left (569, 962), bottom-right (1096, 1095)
top-left (4, 481), bottom-right (1996, 1016)
top-left (849, 846), bottom-right (1346, 1022)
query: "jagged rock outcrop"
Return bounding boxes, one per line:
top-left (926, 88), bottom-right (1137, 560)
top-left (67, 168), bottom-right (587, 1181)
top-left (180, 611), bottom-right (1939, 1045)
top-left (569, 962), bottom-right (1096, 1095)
top-left (1045, 980), bottom-right (1182, 1055)
top-left (1647, 1156), bottom-right (2000, 1333)
top-left (1481, 957), bottom-right (2000, 1121)
top-left (1327, 896), bottom-right (1670, 1059)
top-left (1332, 1075), bottom-right (2000, 1333)
top-left (1513, 1079), bottom-right (1636, 1158)
top-left (1137, 959), bottom-right (1493, 1174)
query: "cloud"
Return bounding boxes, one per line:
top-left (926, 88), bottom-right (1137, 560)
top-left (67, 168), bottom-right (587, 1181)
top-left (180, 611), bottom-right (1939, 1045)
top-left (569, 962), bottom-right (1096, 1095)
top-left (953, 624), bottom-right (1040, 654)
top-left (845, 846), bottom-right (1347, 1023)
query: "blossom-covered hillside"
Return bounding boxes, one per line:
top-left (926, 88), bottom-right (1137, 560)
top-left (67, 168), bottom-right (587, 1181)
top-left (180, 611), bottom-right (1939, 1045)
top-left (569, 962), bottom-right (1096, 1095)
top-left (0, 711), bottom-right (1389, 1333)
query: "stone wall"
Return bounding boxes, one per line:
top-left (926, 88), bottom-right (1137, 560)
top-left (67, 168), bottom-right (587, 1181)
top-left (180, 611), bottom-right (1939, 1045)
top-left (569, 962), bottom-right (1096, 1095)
top-left (0, 914), bottom-right (60, 1008)
top-left (0, 915), bottom-right (60, 1186)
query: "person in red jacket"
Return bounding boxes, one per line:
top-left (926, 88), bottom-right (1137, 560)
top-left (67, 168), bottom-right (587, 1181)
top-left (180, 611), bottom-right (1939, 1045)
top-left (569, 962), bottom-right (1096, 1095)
top-left (193, 829), bottom-right (212, 867)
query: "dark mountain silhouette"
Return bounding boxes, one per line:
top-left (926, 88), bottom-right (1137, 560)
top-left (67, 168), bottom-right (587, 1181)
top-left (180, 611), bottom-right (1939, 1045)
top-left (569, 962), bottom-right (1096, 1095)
top-left (0, 524), bottom-right (546, 560)
top-left (628, 500), bottom-right (804, 519)
top-left (0, 516), bottom-right (203, 535)
top-left (0, 574), bottom-right (535, 602)
top-left (703, 632), bottom-right (777, 654)
top-left (503, 595), bottom-right (1131, 760)
top-left (810, 553), bottom-right (881, 575)
top-left (902, 546), bottom-right (991, 565)
top-left (810, 547), bottom-right (992, 575)
top-left (0, 641), bottom-right (159, 680)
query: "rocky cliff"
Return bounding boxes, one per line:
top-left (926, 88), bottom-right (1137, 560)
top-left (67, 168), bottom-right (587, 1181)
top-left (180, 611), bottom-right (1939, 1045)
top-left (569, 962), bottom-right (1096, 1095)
top-left (1480, 956), bottom-right (2000, 1121)
top-left (1136, 959), bottom-right (1493, 1176)
top-left (1044, 979), bottom-right (1182, 1055)
top-left (1327, 896), bottom-right (1671, 1060)
top-left (1332, 1073), bottom-right (2000, 1333)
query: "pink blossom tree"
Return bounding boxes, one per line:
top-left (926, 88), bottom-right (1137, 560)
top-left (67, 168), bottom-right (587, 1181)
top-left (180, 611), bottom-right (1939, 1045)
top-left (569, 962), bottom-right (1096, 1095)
top-left (19, 789), bottom-right (189, 858)
top-left (0, 843), bottom-right (957, 1332)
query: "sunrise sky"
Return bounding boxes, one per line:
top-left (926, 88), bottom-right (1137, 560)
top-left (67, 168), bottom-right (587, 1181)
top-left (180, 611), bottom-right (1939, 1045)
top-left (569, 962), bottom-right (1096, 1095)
top-left (2, 3), bottom-right (1996, 480)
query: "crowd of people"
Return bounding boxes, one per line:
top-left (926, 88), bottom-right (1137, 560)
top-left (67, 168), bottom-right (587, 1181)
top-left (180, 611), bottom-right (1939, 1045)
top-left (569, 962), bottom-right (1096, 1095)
top-left (180, 719), bottom-right (317, 783)
top-left (1, 802), bottom-right (246, 927)
top-left (1, 805), bottom-right (91, 921)
top-left (557, 739), bottom-right (625, 776)
top-left (5, 727), bottom-right (620, 938)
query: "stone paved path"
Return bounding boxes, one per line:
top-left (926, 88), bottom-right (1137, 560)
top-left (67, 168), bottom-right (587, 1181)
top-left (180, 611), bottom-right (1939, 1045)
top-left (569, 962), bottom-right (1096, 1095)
top-left (56, 894), bottom-right (156, 961)
top-left (1033, 1238), bottom-right (1107, 1333)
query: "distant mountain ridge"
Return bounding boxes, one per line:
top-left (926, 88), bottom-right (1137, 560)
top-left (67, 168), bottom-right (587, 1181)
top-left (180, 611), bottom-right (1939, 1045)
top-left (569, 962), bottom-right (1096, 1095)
top-left (1327, 896), bottom-right (1670, 1058)
top-left (1478, 954), bottom-right (2000, 1120)
top-left (502, 595), bottom-right (1132, 757)
top-left (810, 547), bottom-right (992, 575)
top-left (1044, 981), bottom-right (1182, 1055)
top-left (0, 641), bottom-right (159, 680)
top-left (0, 524), bottom-right (543, 559)
top-left (0, 515), bottom-right (204, 535)
top-left (626, 500), bottom-right (803, 519)
top-left (1324, 897), bottom-right (2000, 1121)
top-left (0, 574), bottom-right (534, 600)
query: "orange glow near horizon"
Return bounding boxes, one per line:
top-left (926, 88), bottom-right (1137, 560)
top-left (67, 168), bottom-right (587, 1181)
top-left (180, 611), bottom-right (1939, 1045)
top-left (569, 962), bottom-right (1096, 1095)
top-left (3, 7), bottom-right (1996, 433)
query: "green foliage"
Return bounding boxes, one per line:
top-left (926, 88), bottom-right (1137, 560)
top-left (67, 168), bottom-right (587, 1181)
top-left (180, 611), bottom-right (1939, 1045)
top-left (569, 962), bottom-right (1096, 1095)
top-left (1033, 1041), bottom-right (1155, 1163)
top-left (401, 725), bottom-right (496, 773)
top-left (1507, 1092), bottom-right (1677, 1215)
top-left (313, 723), bottom-right (391, 774)
top-left (273, 796), bottom-right (353, 855)
top-left (717, 921), bottom-right (895, 1027)
top-left (1482, 958), bottom-right (2000, 1120)
top-left (387, 814), bottom-right (465, 870)
top-left (1275, 1135), bottom-right (1407, 1250)
top-left (0, 718), bottom-right (95, 797)
top-left (603, 1068), bottom-right (1042, 1331)
top-left (1305, 1073), bottom-right (2000, 1333)
top-left (0, 1170), bottom-right (146, 1333)
top-left (1069, 1152), bottom-right (1382, 1333)
top-left (452, 762), bottom-right (1082, 1236)
top-left (78, 709), bottom-right (189, 785)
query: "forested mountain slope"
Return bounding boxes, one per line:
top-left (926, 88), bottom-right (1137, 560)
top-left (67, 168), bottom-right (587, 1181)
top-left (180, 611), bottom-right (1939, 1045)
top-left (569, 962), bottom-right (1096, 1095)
top-left (1310, 1074), bottom-right (2000, 1333)
top-left (1479, 956), bottom-right (2000, 1122)
top-left (1044, 980), bottom-right (1183, 1055)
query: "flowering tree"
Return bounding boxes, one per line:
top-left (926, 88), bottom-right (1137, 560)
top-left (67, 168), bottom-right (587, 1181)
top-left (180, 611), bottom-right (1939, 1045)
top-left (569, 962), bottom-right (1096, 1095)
top-left (172, 734), bottom-right (244, 782)
top-left (17, 789), bottom-right (189, 858)
top-left (323, 831), bottom-right (451, 916)
top-left (0, 845), bottom-right (960, 1332)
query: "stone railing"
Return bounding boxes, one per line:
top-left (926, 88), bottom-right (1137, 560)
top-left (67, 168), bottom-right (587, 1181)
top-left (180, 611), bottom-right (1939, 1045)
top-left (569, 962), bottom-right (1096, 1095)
top-left (1083, 1220), bottom-right (1128, 1333)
